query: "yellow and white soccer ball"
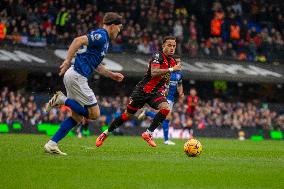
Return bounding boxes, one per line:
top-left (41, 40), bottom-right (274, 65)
top-left (184, 138), bottom-right (202, 157)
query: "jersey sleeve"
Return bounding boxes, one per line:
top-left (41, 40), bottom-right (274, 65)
top-left (150, 52), bottom-right (163, 67)
top-left (87, 31), bottom-right (106, 48)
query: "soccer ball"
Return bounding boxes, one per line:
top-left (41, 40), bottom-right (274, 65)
top-left (184, 139), bottom-right (202, 157)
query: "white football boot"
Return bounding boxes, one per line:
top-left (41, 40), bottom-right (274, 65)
top-left (164, 140), bottom-right (176, 145)
top-left (44, 140), bottom-right (67, 155)
top-left (45, 91), bottom-right (66, 112)
top-left (137, 109), bottom-right (146, 120)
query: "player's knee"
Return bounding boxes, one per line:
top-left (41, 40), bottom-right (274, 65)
top-left (158, 101), bottom-right (169, 109)
top-left (87, 106), bottom-right (100, 120)
top-left (160, 108), bottom-right (170, 117)
top-left (88, 111), bottom-right (100, 120)
top-left (166, 113), bottom-right (172, 120)
top-left (72, 114), bottom-right (83, 123)
top-left (126, 105), bottom-right (139, 115)
top-left (123, 111), bottom-right (134, 120)
top-left (158, 101), bottom-right (170, 117)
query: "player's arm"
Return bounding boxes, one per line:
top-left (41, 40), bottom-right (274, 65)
top-left (177, 83), bottom-right (184, 99)
top-left (164, 85), bottom-right (169, 96)
top-left (177, 75), bottom-right (184, 100)
top-left (151, 63), bottom-right (181, 77)
top-left (96, 64), bottom-right (124, 82)
top-left (150, 53), bottom-right (181, 77)
top-left (151, 65), bottom-right (170, 77)
top-left (66, 36), bottom-right (88, 61)
top-left (59, 35), bottom-right (89, 76)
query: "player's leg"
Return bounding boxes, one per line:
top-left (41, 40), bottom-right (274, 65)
top-left (96, 89), bottom-right (144, 147)
top-left (189, 128), bottom-right (194, 139)
top-left (142, 94), bottom-right (170, 147)
top-left (46, 67), bottom-right (93, 118)
top-left (45, 91), bottom-right (66, 112)
top-left (81, 119), bottom-right (90, 137)
top-left (45, 92), bottom-right (89, 118)
top-left (188, 109), bottom-right (195, 139)
top-left (64, 68), bottom-right (98, 118)
top-left (77, 118), bottom-right (90, 138)
top-left (162, 114), bottom-right (175, 145)
top-left (163, 100), bottom-right (175, 145)
top-left (162, 114), bottom-right (171, 143)
top-left (138, 108), bottom-right (157, 120)
top-left (44, 67), bottom-right (93, 154)
top-left (44, 111), bottom-right (83, 155)
top-left (87, 104), bottom-right (100, 120)
top-left (77, 124), bottom-right (82, 138)
top-left (145, 111), bottom-right (156, 118)
top-left (64, 98), bottom-right (89, 117)
top-left (96, 107), bottom-right (137, 147)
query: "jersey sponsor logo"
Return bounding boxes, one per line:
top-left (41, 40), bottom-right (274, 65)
top-left (94, 33), bottom-right (102, 40)
top-left (176, 74), bottom-right (181, 80)
top-left (90, 33), bottom-right (102, 41)
top-left (153, 59), bottom-right (159, 63)
top-left (169, 80), bottom-right (178, 86)
top-left (164, 72), bottom-right (171, 80)
top-left (153, 53), bottom-right (160, 61)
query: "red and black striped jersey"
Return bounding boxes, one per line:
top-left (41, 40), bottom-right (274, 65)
top-left (136, 51), bottom-right (176, 93)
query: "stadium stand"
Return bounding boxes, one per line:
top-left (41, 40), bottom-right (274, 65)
top-left (0, 87), bottom-right (283, 133)
top-left (0, 0), bottom-right (283, 62)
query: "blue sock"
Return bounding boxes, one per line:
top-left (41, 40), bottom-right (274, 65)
top-left (65, 98), bottom-right (89, 117)
top-left (162, 119), bottom-right (170, 141)
top-left (145, 111), bottom-right (156, 119)
top-left (52, 117), bottom-right (77, 143)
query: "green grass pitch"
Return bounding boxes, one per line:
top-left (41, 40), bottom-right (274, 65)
top-left (0, 134), bottom-right (283, 189)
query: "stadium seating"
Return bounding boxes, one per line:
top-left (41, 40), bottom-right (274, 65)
top-left (0, 0), bottom-right (283, 62)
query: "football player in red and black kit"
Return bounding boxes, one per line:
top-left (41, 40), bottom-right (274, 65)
top-left (187, 88), bottom-right (198, 139)
top-left (96, 36), bottom-right (181, 147)
top-left (187, 88), bottom-right (198, 118)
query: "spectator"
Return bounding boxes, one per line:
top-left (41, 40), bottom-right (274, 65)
top-left (0, 0), bottom-right (283, 63)
top-left (0, 86), bottom-right (283, 132)
top-left (137, 39), bottom-right (151, 54)
top-left (0, 19), bottom-right (7, 40)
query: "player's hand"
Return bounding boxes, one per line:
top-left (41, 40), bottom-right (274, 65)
top-left (59, 60), bottom-right (71, 76)
top-left (111, 72), bottom-right (124, 82)
top-left (163, 90), bottom-right (169, 97)
top-left (173, 63), bottom-right (182, 71)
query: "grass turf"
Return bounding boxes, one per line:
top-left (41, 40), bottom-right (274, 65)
top-left (0, 134), bottom-right (283, 189)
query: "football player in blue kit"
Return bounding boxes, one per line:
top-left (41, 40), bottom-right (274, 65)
top-left (138, 55), bottom-right (184, 145)
top-left (44, 12), bottom-right (124, 155)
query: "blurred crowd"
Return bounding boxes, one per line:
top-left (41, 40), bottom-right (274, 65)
top-left (98, 95), bottom-right (284, 131)
top-left (1, 87), bottom-right (283, 131)
top-left (0, 87), bottom-right (71, 126)
top-left (0, 0), bottom-right (283, 62)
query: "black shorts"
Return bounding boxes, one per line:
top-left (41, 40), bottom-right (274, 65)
top-left (127, 87), bottom-right (168, 114)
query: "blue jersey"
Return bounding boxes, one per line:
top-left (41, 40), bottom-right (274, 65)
top-left (74, 29), bottom-right (110, 78)
top-left (167, 71), bottom-right (182, 101)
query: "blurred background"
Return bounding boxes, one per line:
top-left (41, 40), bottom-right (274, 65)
top-left (0, 0), bottom-right (283, 140)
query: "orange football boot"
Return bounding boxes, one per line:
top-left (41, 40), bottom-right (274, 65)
top-left (96, 133), bottom-right (108, 147)
top-left (142, 132), bottom-right (157, 147)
